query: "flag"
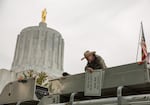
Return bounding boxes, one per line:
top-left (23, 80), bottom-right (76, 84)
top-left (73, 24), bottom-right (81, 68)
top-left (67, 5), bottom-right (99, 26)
top-left (140, 22), bottom-right (148, 62)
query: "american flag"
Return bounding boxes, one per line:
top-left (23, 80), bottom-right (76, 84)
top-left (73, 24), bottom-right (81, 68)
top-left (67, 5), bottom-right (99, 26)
top-left (141, 22), bottom-right (148, 62)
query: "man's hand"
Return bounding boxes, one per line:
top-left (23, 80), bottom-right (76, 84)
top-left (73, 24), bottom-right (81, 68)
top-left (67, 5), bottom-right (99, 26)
top-left (86, 67), bottom-right (94, 73)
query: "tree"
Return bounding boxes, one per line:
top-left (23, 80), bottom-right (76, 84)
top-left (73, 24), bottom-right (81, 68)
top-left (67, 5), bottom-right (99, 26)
top-left (36, 72), bottom-right (48, 86)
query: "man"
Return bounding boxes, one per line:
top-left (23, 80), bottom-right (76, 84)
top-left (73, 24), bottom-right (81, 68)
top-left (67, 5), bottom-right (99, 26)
top-left (81, 50), bottom-right (107, 73)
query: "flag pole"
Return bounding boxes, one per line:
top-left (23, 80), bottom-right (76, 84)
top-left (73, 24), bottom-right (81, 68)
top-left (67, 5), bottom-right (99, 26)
top-left (136, 22), bottom-right (142, 62)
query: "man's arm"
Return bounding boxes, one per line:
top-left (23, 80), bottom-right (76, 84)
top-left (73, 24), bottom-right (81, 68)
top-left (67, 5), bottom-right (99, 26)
top-left (85, 64), bottom-right (94, 73)
top-left (85, 63), bottom-right (89, 71)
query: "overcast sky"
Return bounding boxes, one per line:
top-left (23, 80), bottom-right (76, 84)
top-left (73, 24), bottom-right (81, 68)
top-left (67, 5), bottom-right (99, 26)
top-left (0, 0), bottom-right (150, 74)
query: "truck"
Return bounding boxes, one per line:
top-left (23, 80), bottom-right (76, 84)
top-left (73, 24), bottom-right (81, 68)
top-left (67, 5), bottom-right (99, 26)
top-left (0, 62), bottom-right (150, 105)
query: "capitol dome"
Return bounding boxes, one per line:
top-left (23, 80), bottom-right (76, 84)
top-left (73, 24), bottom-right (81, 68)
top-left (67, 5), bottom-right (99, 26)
top-left (11, 22), bottom-right (64, 77)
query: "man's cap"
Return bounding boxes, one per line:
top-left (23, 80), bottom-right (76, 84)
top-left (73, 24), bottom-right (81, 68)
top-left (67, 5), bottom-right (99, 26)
top-left (81, 50), bottom-right (96, 61)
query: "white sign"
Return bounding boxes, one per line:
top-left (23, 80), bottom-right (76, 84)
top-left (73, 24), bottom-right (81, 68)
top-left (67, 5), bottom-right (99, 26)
top-left (84, 70), bottom-right (104, 96)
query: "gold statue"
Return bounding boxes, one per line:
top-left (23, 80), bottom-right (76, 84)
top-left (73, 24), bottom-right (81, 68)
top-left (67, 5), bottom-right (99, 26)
top-left (41, 8), bottom-right (47, 23)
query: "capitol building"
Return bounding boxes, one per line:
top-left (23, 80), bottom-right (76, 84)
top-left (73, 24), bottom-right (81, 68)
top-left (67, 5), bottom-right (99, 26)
top-left (0, 9), bottom-right (64, 89)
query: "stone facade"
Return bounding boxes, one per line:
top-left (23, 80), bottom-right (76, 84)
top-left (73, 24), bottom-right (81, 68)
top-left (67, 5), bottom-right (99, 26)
top-left (11, 22), bottom-right (64, 77)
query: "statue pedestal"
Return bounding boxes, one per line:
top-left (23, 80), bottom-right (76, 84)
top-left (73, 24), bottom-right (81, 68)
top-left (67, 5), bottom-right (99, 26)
top-left (39, 22), bottom-right (47, 28)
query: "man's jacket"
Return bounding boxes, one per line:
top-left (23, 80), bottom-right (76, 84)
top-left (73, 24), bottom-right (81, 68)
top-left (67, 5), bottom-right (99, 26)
top-left (85, 55), bottom-right (107, 70)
